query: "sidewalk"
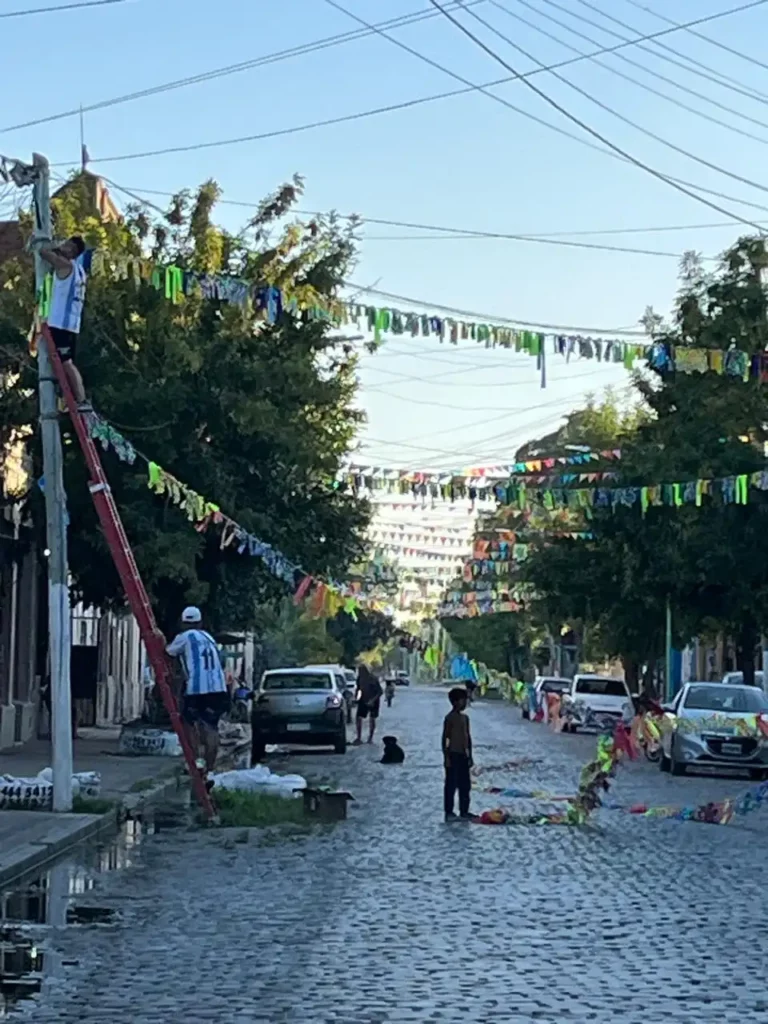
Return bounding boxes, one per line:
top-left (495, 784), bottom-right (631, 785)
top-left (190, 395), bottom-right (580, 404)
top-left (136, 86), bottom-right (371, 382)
top-left (0, 726), bottom-right (182, 887)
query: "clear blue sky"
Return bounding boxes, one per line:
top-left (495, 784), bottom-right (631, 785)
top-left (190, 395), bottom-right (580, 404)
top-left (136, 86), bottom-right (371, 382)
top-left (3, 0), bottom-right (768, 466)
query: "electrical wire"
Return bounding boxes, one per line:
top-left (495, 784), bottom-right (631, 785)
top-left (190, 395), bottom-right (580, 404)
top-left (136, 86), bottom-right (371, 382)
top-left (79, 0), bottom-right (768, 173)
top-left (498, 0), bottom-right (768, 143)
top-left (623, 0), bottom-right (768, 74)
top-left (1, 0), bottom-right (125, 17)
top-left (0, 0), bottom-right (487, 135)
top-left (365, 367), bottom-right (625, 401)
top-left (428, 0), bottom-right (767, 228)
top-left (100, 174), bottom-right (698, 260)
top-left (362, 363), bottom-right (625, 392)
top-left (541, 0), bottom-right (768, 107)
top-left (105, 180), bottom-right (768, 235)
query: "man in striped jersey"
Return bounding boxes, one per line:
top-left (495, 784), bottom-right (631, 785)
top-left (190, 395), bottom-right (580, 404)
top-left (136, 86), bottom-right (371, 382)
top-left (166, 606), bottom-right (230, 771)
top-left (40, 236), bottom-right (90, 409)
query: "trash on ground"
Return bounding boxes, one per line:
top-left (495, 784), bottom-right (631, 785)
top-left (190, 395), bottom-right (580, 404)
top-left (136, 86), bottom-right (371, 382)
top-left (0, 770), bottom-right (101, 810)
top-left (209, 765), bottom-right (307, 799)
top-left (118, 724), bottom-right (182, 757)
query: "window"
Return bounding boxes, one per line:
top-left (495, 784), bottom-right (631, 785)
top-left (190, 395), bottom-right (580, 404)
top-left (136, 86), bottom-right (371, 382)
top-left (684, 685), bottom-right (768, 713)
top-left (575, 677), bottom-right (627, 697)
top-left (263, 673), bottom-right (332, 691)
top-left (540, 679), bottom-right (569, 694)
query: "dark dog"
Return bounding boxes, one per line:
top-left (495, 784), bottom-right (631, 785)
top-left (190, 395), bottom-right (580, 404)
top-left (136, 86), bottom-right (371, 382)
top-left (381, 735), bottom-right (405, 764)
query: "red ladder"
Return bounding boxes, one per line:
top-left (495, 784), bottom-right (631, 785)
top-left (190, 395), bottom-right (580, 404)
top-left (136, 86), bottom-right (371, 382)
top-left (40, 323), bottom-right (216, 821)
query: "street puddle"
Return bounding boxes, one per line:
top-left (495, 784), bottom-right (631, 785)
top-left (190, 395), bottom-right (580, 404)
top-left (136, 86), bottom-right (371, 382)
top-left (0, 816), bottom-right (152, 1015)
top-left (0, 927), bottom-right (43, 1017)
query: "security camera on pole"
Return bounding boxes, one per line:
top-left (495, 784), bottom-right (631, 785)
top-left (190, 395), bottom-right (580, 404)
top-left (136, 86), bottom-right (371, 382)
top-left (29, 154), bottom-right (73, 811)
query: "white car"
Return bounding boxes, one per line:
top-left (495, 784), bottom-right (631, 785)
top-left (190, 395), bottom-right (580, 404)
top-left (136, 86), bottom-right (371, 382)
top-left (660, 682), bottom-right (768, 778)
top-left (562, 674), bottom-right (634, 733)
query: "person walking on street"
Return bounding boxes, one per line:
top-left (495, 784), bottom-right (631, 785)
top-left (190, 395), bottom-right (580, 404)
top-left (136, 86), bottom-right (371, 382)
top-left (39, 236), bottom-right (91, 409)
top-left (385, 677), bottom-right (396, 708)
top-left (354, 665), bottom-right (383, 745)
top-left (166, 606), bottom-right (230, 772)
top-left (443, 687), bottom-right (473, 821)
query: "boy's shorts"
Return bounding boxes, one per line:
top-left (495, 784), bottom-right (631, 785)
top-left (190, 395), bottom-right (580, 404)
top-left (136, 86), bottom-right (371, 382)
top-left (48, 326), bottom-right (77, 362)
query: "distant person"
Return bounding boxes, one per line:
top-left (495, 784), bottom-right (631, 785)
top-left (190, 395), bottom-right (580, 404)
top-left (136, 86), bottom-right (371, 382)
top-left (354, 665), bottom-right (383, 745)
top-left (385, 677), bottom-right (396, 708)
top-left (39, 236), bottom-right (90, 409)
top-left (166, 606), bottom-right (230, 772)
top-left (442, 687), bottom-right (473, 821)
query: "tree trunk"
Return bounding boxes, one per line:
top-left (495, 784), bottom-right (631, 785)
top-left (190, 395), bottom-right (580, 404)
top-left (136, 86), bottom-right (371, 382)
top-left (621, 657), bottom-right (639, 694)
top-left (641, 662), bottom-right (657, 699)
top-left (736, 623), bottom-right (758, 686)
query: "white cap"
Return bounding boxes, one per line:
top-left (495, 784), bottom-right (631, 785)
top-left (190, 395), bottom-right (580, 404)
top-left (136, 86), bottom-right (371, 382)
top-left (181, 606), bottom-right (202, 623)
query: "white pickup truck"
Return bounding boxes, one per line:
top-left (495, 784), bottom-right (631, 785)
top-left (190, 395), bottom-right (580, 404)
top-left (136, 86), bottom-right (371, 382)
top-left (561, 674), bottom-right (634, 733)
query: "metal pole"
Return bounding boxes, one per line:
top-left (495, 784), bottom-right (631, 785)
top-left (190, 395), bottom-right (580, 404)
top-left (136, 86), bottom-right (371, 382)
top-left (32, 154), bottom-right (72, 812)
top-left (665, 595), bottom-right (673, 703)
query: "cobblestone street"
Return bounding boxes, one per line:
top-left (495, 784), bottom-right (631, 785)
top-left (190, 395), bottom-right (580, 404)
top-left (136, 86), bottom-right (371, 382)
top-left (17, 687), bottom-right (768, 1023)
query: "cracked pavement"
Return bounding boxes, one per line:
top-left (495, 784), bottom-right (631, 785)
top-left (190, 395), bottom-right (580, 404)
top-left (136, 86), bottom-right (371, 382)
top-left (17, 686), bottom-right (768, 1023)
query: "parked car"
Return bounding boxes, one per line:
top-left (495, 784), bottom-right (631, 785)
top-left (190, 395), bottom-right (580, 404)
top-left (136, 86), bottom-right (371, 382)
top-left (521, 676), bottom-right (570, 720)
top-left (304, 664), bottom-right (356, 722)
top-left (561, 674), bottom-right (634, 733)
top-left (660, 682), bottom-right (768, 778)
top-left (251, 667), bottom-right (347, 763)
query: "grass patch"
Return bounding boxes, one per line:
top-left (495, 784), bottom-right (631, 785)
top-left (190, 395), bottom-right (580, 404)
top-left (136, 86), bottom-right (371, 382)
top-left (72, 796), bottom-right (116, 815)
top-left (128, 777), bottom-right (158, 793)
top-left (211, 788), bottom-right (306, 828)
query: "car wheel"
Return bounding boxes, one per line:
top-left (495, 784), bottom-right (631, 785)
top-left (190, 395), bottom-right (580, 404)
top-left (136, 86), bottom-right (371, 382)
top-left (334, 731), bottom-right (347, 755)
top-left (659, 747), bottom-right (671, 773)
top-left (749, 768), bottom-right (766, 781)
top-left (251, 737), bottom-right (267, 765)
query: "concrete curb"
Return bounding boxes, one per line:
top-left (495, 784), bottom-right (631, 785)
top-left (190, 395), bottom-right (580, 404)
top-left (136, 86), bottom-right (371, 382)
top-left (0, 742), bottom-right (248, 889)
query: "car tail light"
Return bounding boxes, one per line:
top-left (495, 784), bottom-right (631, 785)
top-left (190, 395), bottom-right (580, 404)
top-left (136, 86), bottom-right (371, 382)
top-left (326, 694), bottom-right (342, 709)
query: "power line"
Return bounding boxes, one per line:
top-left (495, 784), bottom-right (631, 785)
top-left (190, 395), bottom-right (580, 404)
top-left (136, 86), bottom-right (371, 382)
top-left (499, 0), bottom-right (768, 143)
top-left (327, 0), bottom-right (768, 226)
top-left (100, 174), bottom-right (698, 259)
top-left (78, 0), bottom-right (768, 173)
top-left (1, 0), bottom-right (125, 17)
top-left (0, 0), bottom-right (486, 135)
top-left (542, 0), bottom-right (768, 108)
top-left (428, 0), bottom-right (766, 229)
top-left (105, 180), bottom-right (768, 234)
top-left (623, 0), bottom-right (768, 74)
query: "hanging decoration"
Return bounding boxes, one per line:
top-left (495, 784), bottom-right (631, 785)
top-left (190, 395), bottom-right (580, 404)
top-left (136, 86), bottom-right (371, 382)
top-left (647, 340), bottom-right (766, 383)
top-left (78, 416), bottom-right (383, 619)
top-left (497, 467), bottom-right (768, 514)
top-left (508, 449), bottom-right (621, 474)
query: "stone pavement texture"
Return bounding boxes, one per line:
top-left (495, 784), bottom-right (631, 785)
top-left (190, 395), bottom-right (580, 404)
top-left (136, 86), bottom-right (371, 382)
top-left (13, 688), bottom-right (768, 1023)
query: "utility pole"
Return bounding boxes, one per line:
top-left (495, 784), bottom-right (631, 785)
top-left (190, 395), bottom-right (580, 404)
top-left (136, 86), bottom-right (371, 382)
top-left (665, 595), bottom-right (673, 703)
top-left (31, 154), bottom-right (73, 812)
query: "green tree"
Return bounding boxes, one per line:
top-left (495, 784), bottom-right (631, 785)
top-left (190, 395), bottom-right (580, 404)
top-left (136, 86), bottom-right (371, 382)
top-left (326, 607), bottom-right (393, 666)
top-left (524, 238), bottom-right (768, 687)
top-left (0, 173), bottom-right (370, 635)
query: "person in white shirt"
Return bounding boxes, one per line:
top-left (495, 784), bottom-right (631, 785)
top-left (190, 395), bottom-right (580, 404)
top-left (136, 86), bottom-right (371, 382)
top-left (166, 606), bottom-right (230, 771)
top-left (39, 235), bottom-right (89, 409)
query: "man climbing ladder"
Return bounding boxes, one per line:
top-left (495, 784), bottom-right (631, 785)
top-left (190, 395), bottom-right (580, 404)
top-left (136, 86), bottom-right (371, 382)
top-left (39, 235), bottom-right (91, 410)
